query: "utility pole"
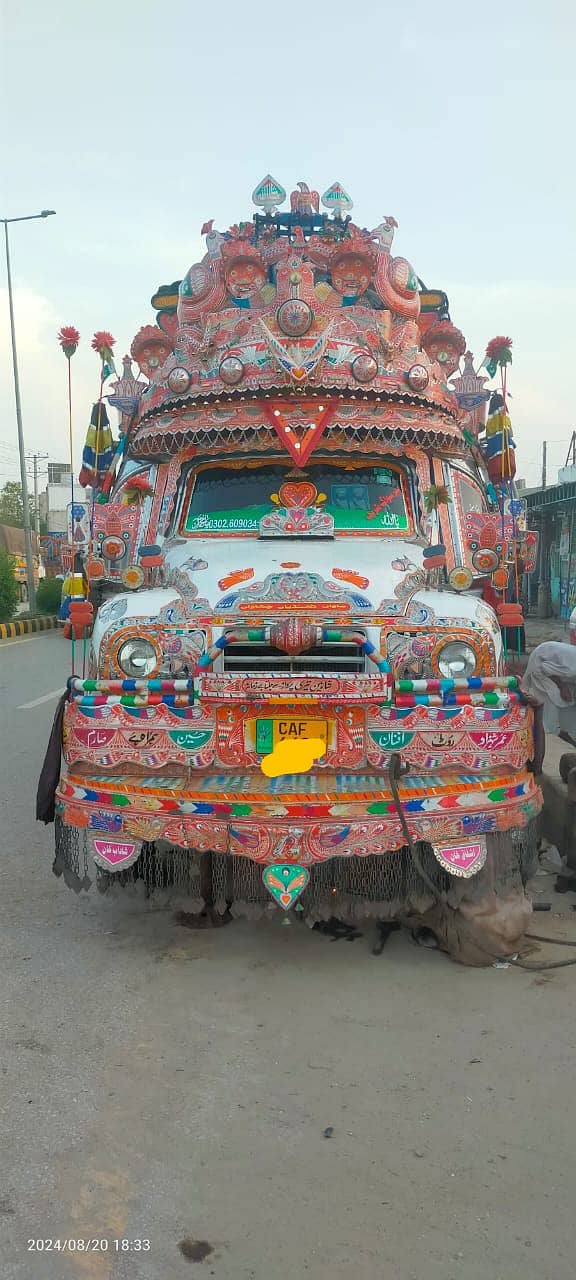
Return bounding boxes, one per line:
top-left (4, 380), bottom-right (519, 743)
top-left (27, 451), bottom-right (49, 539)
top-left (542, 440), bottom-right (547, 490)
top-left (1, 209), bottom-right (56, 613)
top-left (33, 455), bottom-right (39, 538)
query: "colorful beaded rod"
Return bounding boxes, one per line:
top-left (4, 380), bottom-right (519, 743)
top-left (395, 677), bottom-right (518, 692)
top-left (72, 694), bottom-right (197, 707)
top-left (394, 674), bottom-right (520, 707)
top-left (70, 679), bottom-right (195, 692)
top-left (197, 628), bottom-right (390, 673)
top-left (69, 678), bottom-right (197, 707)
top-left (395, 691), bottom-right (521, 708)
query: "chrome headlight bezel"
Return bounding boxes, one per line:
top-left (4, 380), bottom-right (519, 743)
top-left (437, 640), bottom-right (478, 680)
top-left (116, 637), bottom-right (159, 678)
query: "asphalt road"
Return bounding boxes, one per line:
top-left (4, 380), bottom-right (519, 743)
top-left (1, 632), bottom-right (576, 1280)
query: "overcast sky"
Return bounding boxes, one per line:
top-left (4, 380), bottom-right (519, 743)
top-left (1, 0), bottom-right (574, 491)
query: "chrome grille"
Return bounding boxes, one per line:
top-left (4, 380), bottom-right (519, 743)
top-left (222, 636), bottom-right (366, 676)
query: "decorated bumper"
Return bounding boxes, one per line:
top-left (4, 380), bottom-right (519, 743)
top-left (57, 763), bottom-right (541, 865)
top-left (58, 674), bottom-right (541, 872)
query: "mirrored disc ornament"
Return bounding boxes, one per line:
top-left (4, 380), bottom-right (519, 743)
top-left (351, 352), bottom-right (378, 383)
top-left (472, 547), bottom-right (500, 574)
top-left (122, 564), bottom-right (144, 590)
top-left (276, 299), bottom-right (313, 337)
top-left (168, 367), bottom-right (191, 394)
top-left (219, 355), bottom-right (245, 386)
top-left (101, 535), bottom-right (127, 561)
top-left (406, 364), bottom-right (430, 392)
top-left (448, 565), bottom-right (473, 592)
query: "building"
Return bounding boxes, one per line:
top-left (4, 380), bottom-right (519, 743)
top-left (39, 462), bottom-right (73, 534)
top-left (47, 462), bottom-right (71, 485)
top-left (525, 476), bottom-right (576, 618)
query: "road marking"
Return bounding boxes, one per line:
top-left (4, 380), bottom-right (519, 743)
top-left (17, 688), bottom-right (63, 710)
top-left (0, 636), bottom-right (38, 648)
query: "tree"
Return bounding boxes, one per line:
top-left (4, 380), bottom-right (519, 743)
top-left (0, 480), bottom-right (36, 529)
top-left (0, 551), bottom-right (19, 622)
top-left (36, 577), bottom-right (62, 615)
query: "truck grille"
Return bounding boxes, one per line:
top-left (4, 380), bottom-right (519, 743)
top-left (222, 636), bottom-right (366, 676)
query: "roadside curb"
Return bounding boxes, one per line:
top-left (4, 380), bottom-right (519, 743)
top-left (0, 616), bottom-right (60, 641)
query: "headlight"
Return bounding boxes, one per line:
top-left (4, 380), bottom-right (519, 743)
top-left (437, 641), bottom-right (477, 679)
top-left (117, 638), bottom-right (158, 677)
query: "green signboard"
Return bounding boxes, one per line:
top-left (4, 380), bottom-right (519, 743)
top-left (168, 730), bottom-right (212, 751)
top-left (368, 731), bottom-right (414, 750)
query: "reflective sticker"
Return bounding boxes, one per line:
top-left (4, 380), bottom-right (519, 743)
top-left (92, 837), bottom-right (140, 871)
top-left (432, 836), bottom-right (487, 877)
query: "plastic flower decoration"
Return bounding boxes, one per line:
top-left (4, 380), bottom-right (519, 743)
top-left (91, 330), bottom-right (116, 379)
top-left (120, 474), bottom-right (154, 505)
top-left (484, 336), bottom-right (513, 378)
top-left (57, 325), bottom-right (80, 358)
top-left (91, 330), bottom-right (115, 356)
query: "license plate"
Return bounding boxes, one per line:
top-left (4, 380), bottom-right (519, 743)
top-left (256, 718), bottom-right (328, 754)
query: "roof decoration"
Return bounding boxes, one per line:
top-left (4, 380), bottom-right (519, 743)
top-left (130, 326), bottom-right (174, 382)
top-left (107, 354), bottom-right (147, 418)
top-left (252, 175), bottom-right (286, 213)
top-left (421, 320), bottom-right (466, 377)
top-left (128, 178), bottom-right (469, 460)
top-left (322, 182), bottom-right (354, 216)
top-left (450, 351), bottom-right (490, 438)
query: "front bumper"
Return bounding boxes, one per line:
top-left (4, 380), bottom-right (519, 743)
top-left (57, 675), bottom-right (542, 866)
top-left (56, 761), bottom-right (541, 864)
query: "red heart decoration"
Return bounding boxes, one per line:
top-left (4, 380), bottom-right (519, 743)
top-left (278, 482), bottom-right (318, 508)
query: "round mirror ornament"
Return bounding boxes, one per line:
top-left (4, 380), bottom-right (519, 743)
top-left (219, 356), bottom-right (245, 386)
top-left (351, 353), bottom-right (378, 383)
top-left (472, 548), bottom-right (500, 574)
top-left (406, 364), bottom-right (430, 392)
top-left (276, 299), bottom-right (313, 337)
top-left (168, 367), bottom-right (191, 394)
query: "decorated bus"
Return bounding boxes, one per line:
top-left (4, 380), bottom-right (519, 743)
top-left (41, 178), bottom-right (542, 964)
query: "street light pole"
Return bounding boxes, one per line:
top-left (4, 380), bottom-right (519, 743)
top-left (1, 210), bottom-right (56, 614)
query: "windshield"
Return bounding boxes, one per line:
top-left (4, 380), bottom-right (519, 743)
top-left (184, 463), bottom-right (412, 534)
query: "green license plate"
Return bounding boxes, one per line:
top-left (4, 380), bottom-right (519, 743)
top-left (256, 718), bottom-right (328, 754)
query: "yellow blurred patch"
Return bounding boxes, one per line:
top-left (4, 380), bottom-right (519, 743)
top-left (260, 736), bottom-right (326, 778)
